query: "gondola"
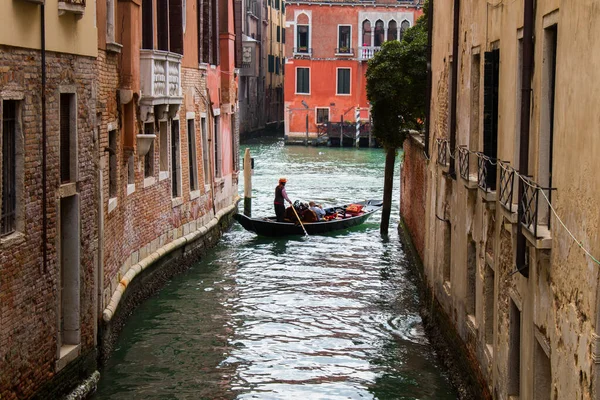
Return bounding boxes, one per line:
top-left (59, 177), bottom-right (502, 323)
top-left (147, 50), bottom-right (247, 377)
top-left (233, 199), bottom-right (383, 237)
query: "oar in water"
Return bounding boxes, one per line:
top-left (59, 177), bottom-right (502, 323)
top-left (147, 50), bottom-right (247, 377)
top-left (290, 203), bottom-right (309, 236)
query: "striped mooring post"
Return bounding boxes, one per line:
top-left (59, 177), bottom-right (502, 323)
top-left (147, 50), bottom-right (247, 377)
top-left (355, 106), bottom-right (360, 148)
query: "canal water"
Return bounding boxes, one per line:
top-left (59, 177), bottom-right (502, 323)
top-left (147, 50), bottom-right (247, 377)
top-left (93, 139), bottom-right (457, 399)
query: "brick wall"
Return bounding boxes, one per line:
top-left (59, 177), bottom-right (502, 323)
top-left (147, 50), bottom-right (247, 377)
top-left (0, 46), bottom-right (98, 400)
top-left (400, 133), bottom-right (427, 261)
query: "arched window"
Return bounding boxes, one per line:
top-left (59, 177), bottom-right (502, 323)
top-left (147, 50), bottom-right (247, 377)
top-left (400, 20), bottom-right (410, 40)
top-left (374, 20), bottom-right (384, 46)
top-left (362, 20), bottom-right (371, 47)
top-left (387, 20), bottom-right (397, 41)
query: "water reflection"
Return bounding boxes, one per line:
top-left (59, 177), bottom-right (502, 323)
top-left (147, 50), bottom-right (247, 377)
top-left (93, 139), bottom-right (456, 399)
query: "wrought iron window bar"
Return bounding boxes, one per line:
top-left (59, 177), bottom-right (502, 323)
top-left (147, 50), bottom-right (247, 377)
top-left (477, 152), bottom-right (497, 192)
top-left (436, 138), bottom-right (448, 167)
top-left (458, 146), bottom-right (469, 181)
top-left (499, 161), bottom-right (516, 211)
top-left (520, 176), bottom-right (556, 238)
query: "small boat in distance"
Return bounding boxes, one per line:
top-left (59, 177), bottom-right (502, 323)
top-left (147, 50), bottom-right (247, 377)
top-left (233, 200), bottom-right (384, 237)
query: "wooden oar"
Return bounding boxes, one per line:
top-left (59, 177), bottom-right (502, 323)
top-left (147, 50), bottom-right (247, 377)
top-left (290, 203), bottom-right (309, 236)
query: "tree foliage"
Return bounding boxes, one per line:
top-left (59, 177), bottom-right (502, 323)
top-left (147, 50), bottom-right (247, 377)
top-left (366, 7), bottom-right (428, 150)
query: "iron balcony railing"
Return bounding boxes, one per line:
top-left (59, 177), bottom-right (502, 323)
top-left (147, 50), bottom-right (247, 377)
top-left (335, 47), bottom-right (354, 55)
top-left (477, 152), bottom-right (497, 192)
top-left (293, 47), bottom-right (313, 55)
top-left (520, 176), bottom-right (556, 238)
top-left (499, 161), bottom-right (516, 211)
top-left (458, 146), bottom-right (469, 181)
top-left (61, 0), bottom-right (86, 4)
top-left (436, 138), bottom-right (448, 167)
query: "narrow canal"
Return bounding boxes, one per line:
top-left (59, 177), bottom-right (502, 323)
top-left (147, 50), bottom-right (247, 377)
top-left (93, 139), bottom-right (457, 399)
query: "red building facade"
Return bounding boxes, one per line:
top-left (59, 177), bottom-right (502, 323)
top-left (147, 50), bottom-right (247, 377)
top-left (284, 0), bottom-right (423, 143)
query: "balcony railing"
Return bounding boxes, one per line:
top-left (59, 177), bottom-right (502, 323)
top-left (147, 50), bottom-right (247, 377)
top-left (436, 138), bottom-right (448, 167)
top-left (458, 146), bottom-right (470, 181)
top-left (477, 152), bottom-right (497, 192)
top-left (58, 0), bottom-right (85, 15)
top-left (61, 0), bottom-right (85, 4)
top-left (335, 48), bottom-right (354, 55)
top-left (499, 161), bottom-right (516, 212)
top-left (293, 47), bottom-right (313, 56)
top-left (140, 50), bottom-right (183, 106)
top-left (359, 46), bottom-right (381, 60)
top-left (520, 176), bottom-right (555, 238)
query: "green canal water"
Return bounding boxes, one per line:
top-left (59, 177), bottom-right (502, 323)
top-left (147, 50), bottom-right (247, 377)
top-left (92, 138), bottom-right (457, 399)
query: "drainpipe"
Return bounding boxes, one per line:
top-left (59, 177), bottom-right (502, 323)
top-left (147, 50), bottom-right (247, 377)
top-left (516, 0), bottom-right (534, 277)
top-left (41, 3), bottom-right (48, 272)
top-left (424, 0), bottom-right (433, 158)
top-left (448, 0), bottom-right (460, 178)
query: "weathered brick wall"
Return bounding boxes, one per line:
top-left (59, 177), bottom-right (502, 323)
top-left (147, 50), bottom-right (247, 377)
top-left (0, 46), bottom-right (98, 400)
top-left (400, 134), bottom-right (427, 262)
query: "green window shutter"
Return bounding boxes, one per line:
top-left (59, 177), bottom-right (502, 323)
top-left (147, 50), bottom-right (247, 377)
top-left (337, 69), bottom-right (350, 94)
top-left (277, 26), bottom-right (281, 42)
top-left (268, 55), bottom-right (274, 72)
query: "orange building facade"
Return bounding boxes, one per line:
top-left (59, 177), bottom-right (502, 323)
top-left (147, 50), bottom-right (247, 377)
top-left (283, 0), bottom-right (423, 143)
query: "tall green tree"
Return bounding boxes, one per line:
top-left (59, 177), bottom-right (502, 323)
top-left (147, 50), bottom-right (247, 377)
top-left (366, 5), bottom-right (428, 235)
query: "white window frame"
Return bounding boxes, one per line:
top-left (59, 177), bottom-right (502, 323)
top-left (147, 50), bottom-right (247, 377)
top-left (315, 107), bottom-right (330, 124)
top-left (336, 67), bottom-right (351, 96)
top-left (295, 67), bottom-right (311, 95)
top-left (336, 24), bottom-right (352, 54)
top-left (294, 11), bottom-right (312, 55)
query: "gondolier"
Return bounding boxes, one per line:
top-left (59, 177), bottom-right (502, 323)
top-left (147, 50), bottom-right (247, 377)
top-left (274, 177), bottom-right (292, 222)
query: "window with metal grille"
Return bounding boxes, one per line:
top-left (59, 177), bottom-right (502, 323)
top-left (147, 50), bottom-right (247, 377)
top-left (144, 123), bottom-right (155, 178)
top-left (171, 120), bottom-right (181, 197)
top-left (108, 130), bottom-right (118, 198)
top-left (296, 67), bottom-right (309, 94)
top-left (1, 100), bottom-right (17, 236)
top-left (337, 68), bottom-right (350, 95)
top-left (187, 119), bottom-right (198, 191)
top-left (316, 108), bottom-right (329, 124)
top-left (60, 93), bottom-right (73, 184)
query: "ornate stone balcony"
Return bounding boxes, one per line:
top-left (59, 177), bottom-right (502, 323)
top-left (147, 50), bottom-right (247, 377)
top-left (58, 0), bottom-right (85, 16)
top-left (359, 46), bottom-right (381, 61)
top-left (140, 50), bottom-right (183, 121)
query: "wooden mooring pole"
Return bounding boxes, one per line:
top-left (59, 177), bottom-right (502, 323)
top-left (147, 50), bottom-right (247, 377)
top-left (243, 148), bottom-right (252, 217)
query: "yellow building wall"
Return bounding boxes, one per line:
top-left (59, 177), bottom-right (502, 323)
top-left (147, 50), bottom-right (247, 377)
top-left (0, 0), bottom-right (97, 57)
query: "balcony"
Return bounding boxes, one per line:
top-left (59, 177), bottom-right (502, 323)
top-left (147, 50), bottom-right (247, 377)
top-left (498, 161), bottom-right (518, 221)
top-left (140, 50), bottom-right (183, 121)
top-left (477, 152), bottom-right (497, 202)
top-left (58, 0), bottom-right (85, 16)
top-left (359, 46), bottom-right (381, 61)
top-left (335, 48), bottom-right (355, 56)
top-left (436, 138), bottom-right (448, 168)
top-left (293, 47), bottom-right (313, 57)
top-left (520, 176), bottom-right (555, 246)
top-left (458, 146), bottom-right (477, 189)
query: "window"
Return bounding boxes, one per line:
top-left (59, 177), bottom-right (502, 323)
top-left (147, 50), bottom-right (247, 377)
top-left (338, 26), bottom-right (351, 53)
top-left (483, 49), bottom-right (500, 190)
top-left (156, 0), bottom-right (184, 54)
top-left (275, 57), bottom-right (280, 75)
top-left (1, 100), bottom-right (19, 237)
top-left (107, 0), bottom-right (116, 44)
top-left (275, 0), bottom-right (280, 9)
top-left (60, 93), bottom-right (76, 184)
top-left (362, 20), bottom-right (371, 47)
top-left (296, 67), bottom-right (310, 94)
top-left (214, 116), bottom-right (221, 178)
top-left (316, 108), bottom-right (329, 124)
top-left (144, 123), bottom-right (154, 178)
top-left (337, 68), bottom-right (350, 95)
top-left (60, 195), bottom-right (80, 350)
top-left (187, 119), bottom-right (198, 191)
top-left (201, 117), bottom-right (209, 185)
top-left (387, 20), bottom-right (397, 41)
top-left (466, 238), bottom-right (476, 316)
top-left (159, 121), bottom-right (168, 175)
top-left (400, 20), bottom-right (410, 40)
top-left (200, 0), bottom-right (219, 64)
top-left (108, 130), bottom-right (118, 198)
top-left (374, 20), bottom-right (384, 46)
top-left (297, 25), bottom-right (309, 53)
top-left (277, 26), bottom-right (281, 42)
top-left (268, 55), bottom-right (274, 73)
top-left (171, 120), bottom-right (181, 197)
top-left (508, 300), bottom-right (522, 396)
top-left (282, 28), bottom-right (286, 44)
top-left (142, 0), bottom-right (153, 49)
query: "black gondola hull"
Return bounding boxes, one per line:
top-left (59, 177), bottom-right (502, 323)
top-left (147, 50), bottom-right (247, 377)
top-left (233, 200), bottom-right (383, 237)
